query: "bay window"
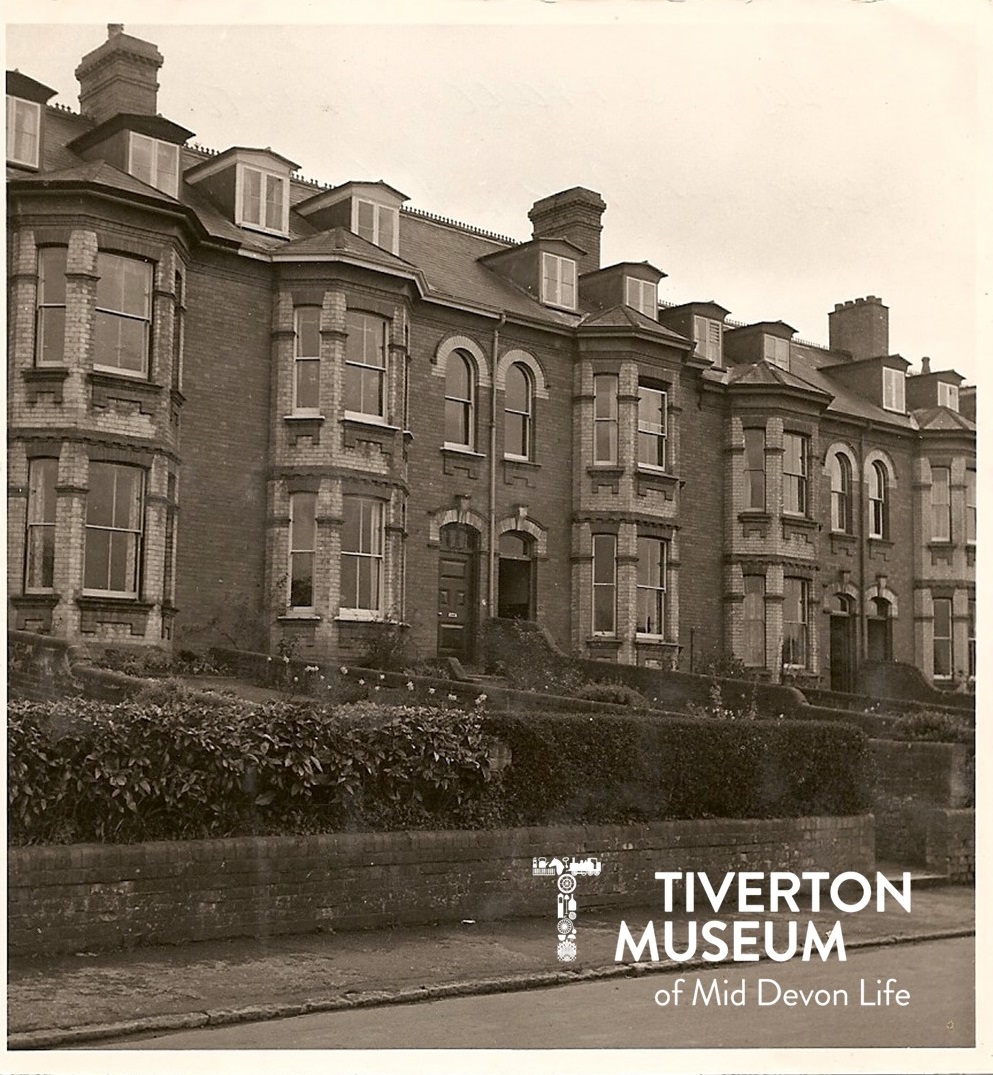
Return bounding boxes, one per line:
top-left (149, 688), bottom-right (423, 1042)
top-left (36, 247), bottom-right (67, 366)
top-left (637, 384), bottom-right (667, 470)
top-left (592, 534), bottom-right (616, 635)
top-left (636, 537), bottom-right (667, 637)
top-left (24, 458), bottom-right (58, 592)
top-left (94, 253), bottom-right (152, 377)
top-left (294, 307), bottom-right (322, 414)
top-left (341, 496), bottom-right (383, 615)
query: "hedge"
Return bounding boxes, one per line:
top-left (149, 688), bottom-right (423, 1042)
top-left (481, 712), bottom-right (874, 824)
top-left (8, 698), bottom-right (874, 845)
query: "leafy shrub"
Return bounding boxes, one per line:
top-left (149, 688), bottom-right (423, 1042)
top-left (483, 711), bottom-right (873, 825)
top-left (888, 709), bottom-right (974, 744)
top-left (571, 681), bottom-right (649, 708)
top-left (8, 698), bottom-right (501, 845)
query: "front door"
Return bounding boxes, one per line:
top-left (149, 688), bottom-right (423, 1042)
top-left (437, 524), bottom-right (477, 660)
top-left (829, 602), bottom-right (855, 692)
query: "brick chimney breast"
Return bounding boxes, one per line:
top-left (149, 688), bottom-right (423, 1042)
top-left (828, 295), bottom-right (889, 361)
top-left (528, 187), bottom-right (606, 277)
top-left (75, 24), bottom-right (164, 125)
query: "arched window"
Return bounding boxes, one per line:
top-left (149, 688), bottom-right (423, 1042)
top-left (830, 453), bottom-right (853, 533)
top-left (504, 362), bottom-right (533, 459)
top-left (869, 461), bottom-right (888, 539)
top-left (867, 596), bottom-right (892, 661)
top-left (445, 349), bottom-right (475, 448)
top-left (497, 531), bottom-right (535, 619)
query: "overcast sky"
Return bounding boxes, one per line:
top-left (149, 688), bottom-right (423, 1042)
top-left (5, 1), bottom-right (990, 384)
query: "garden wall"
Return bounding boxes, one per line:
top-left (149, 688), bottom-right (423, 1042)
top-left (8, 816), bottom-right (873, 957)
top-left (856, 660), bottom-right (974, 712)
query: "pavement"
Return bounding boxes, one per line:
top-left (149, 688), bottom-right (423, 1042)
top-left (7, 875), bottom-right (974, 1050)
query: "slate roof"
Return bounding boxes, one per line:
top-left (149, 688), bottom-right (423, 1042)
top-left (725, 360), bottom-right (833, 402)
top-left (579, 304), bottom-right (690, 345)
top-left (398, 212), bottom-right (580, 325)
top-left (790, 347), bottom-right (918, 430)
top-left (912, 407), bottom-right (977, 432)
top-left (274, 227), bottom-right (417, 274)
top-left (10, 158), bottom-right (182, 203)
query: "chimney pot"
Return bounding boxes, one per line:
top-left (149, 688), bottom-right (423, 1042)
top-left (921, 356), bottom-right (931, 374)
top-left (108, 23), bottom-right (124, 36)
top-left (76, 26), bottom-right (164, 124)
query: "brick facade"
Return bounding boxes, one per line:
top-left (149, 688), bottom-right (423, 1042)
top-left (6, 29), bottom-right (976, 686)
top-left (7, 816), bottom-right (874, 957)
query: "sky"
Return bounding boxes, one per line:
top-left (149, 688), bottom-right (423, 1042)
top-left (4, 1), bottom-right (991, 386)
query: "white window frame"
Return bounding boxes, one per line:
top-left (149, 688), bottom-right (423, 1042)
top-left (782, 577), bottom-right (810, 669)
top-left (637, 384), bottom-right (667, 470)
top-left (593, 373), bottom-right (618, 464)
top-left (288, 491), bottom-right (317, 612)
top-left (743, 428), bottom-right (765, 511)
top-left (869, 461), bottom-right (889, 539)
top-left (340, 496), bottom-right (384, 619)
top-left (94, 252), bottom-right (153, 378)
top-left (504, 362), bottom-right (533, 461)
top-left (742, 575), bottom-right (766, 668)
top-left (932, 596), bottom-right (953, 680)
top-left (693, 316), bottom-right (724, 366)
top-left (541, 252), bottom-right (577, 310)
top-left (36, 246), bottom-right (68, 367)
top-left (937, 382), bottom-right (959, 411)
top-left (128, 132), bottom-right (180, 197)
top-left (352, 199), bottom-right (399, 255)
top-left (24, 458), bottom-right (58, 593)
top-left (625, 277), bottom-right (657, 318)
top-left (783, 433), bottom-right (809, 516)
top-left (293, 307), bottom-right (322, 415)
top-left (6, 95), bottom-right (41, 168)
top-left (830, 452), bottom-right (853, 534)
top-left (83, 462), bottom-right (145, 598)
top-left (445, 350), bottom-right (476, 450)
top-left (344, 311), bottom-right (388, 421)
top-left (592, 533), bottom-right (617, 636)
top-left (882, 367), bottom-right (906, 413)
top-left (236, 164), bottom-right (289, 235)
top-left (636, 536), bottom-right (667, 638)
top-left (763, 335), bottom-right (790, 370)
top-left (966, 468), bottom-right (976, 544)
top-left (930, 466), bottom-right (951, 542)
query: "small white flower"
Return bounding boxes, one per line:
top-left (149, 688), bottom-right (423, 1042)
top-left (267, 656), bottom-right (273, 663)
top-left (428, 687), bottom-right (436, 695)
top-left (358, 678), bottom-right (366, 686)
top-left (293, 676), bottom-right (298, 683)
top-left (340, 666), bottom-right (348, 675)
top-left (406, 681), bottom-right (415, 691)
top-left (447, 693), bottom-right (458, 702)
top-left (379, 673), bottom-right (385, 681)
top-left (375, 685), bottom-right (381, 692)
top-left (283, 655), bottom-right (290, 664)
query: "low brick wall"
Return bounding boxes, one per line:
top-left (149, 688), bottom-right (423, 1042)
top-left (874, 803), bottom-right (974, 882)
top-left (872, 740), bottom-right (972, 809)
top-left (856, 660), bottom-right (974, 712)
top-left (8, 816), bottom-right (873, 957)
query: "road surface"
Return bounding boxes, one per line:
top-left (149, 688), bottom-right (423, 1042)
top-left (95, 936), bottom-right (973, 1050)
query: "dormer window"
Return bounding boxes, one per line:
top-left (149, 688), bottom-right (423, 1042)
top-left (763, 335), bottom-right (790, 370)
top-left (354, 199), bottom-right (399, 254)
top-left (237, 166), bottom-right (288, 235)
top-left (6, 95), bottom-right (40, 168)
top-left (128, 132), bottom-right (179, 197)
top-left (541, 253), bottom-right (577, 310)
top-left (882, 367), bottom-right (905, 413)
top-left (625, 277), bottom-right (657, 318)
top-left (693, 316), bottom-right (723, 365)
top-left (937, 382), bottom-right (959, 411)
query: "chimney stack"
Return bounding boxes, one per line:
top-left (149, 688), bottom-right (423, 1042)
top-left (920, 356), bottom-right (931, 375)
top-left (828, 296), bottom-right (889, 361)
top-left (528, 187), bottom-right (606, 277)
top-left (75, 24), bottom-right (164, 125)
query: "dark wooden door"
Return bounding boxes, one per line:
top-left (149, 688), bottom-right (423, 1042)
top-left (830, 613), bottom-right (855, 692)
top-left (437, 525), bottom-right (477, 660)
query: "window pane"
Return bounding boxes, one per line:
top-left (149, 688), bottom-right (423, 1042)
top-left (265, 176), bottom-right (285, 230)
top-left (38, 308), bottom-right (66, 366)
top-left (296, 308), bottom-right (320, 356)
top-left (506, 364), bottom-right (529, 412)
top-left (296, 360), bottom-right (320, 411)
top-left (84, 528), bottom-right (111, 590)
top-left (131, 133), bottom-right (153, 184)
top-left (39, 247), bottom-right (68, 305)
top-left (357, 200), bottom-right (375, 242)
top-left (242, 168), bottom-right (262, 224)
top-left (156, 141), bottom-right (179, 196)
top-left (593, 534), bottom-right (615, 583)
top-left (86, 466), bottom-right (115, 527)
top-left (378, 206), bottom-right (395, 251)
top-left (290, 552), bottom-right (314, 607)
top-left (26, 526), bottom-right (55, 590)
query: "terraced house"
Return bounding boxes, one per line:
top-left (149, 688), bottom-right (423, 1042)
top-left (6, 26), bottom-right (977, 689)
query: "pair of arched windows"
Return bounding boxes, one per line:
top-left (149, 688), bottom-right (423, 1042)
top-left (829, 452), bottom-right (889, 539)
top-left (444, 350), bottom-right (534, 459)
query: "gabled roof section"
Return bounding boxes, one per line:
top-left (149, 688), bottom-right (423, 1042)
top-left (790, 349), bottom-right (918, 428)
top-left (7, 70), bottom-right (57, 103)
top-left (727, 319), bottom-right (797, 339)
top-left (660, 300), bottom-right (730, 320)
top-left (67, 113), bottom-right (194, 153)
top-left (579, 304), bottom-right (689, 345)
top-left (726, 361), bottom-right (831, 402)
top-left (581, 260), bottom-right (666, 283)
top-left (398, 212), bottom-right (579, 325)
top-left (184, 145), bottom-right (300, 183)
top-left (477, 235), bottom-right (587, 268)
top-left (273, 226), bottom-right (415, 271)
top-left (912, 407), bottom-right (976, 432)
top-left (8, 158), bottom-right (181, 203)
top-left (296, 180), bottom-right (409, 216)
